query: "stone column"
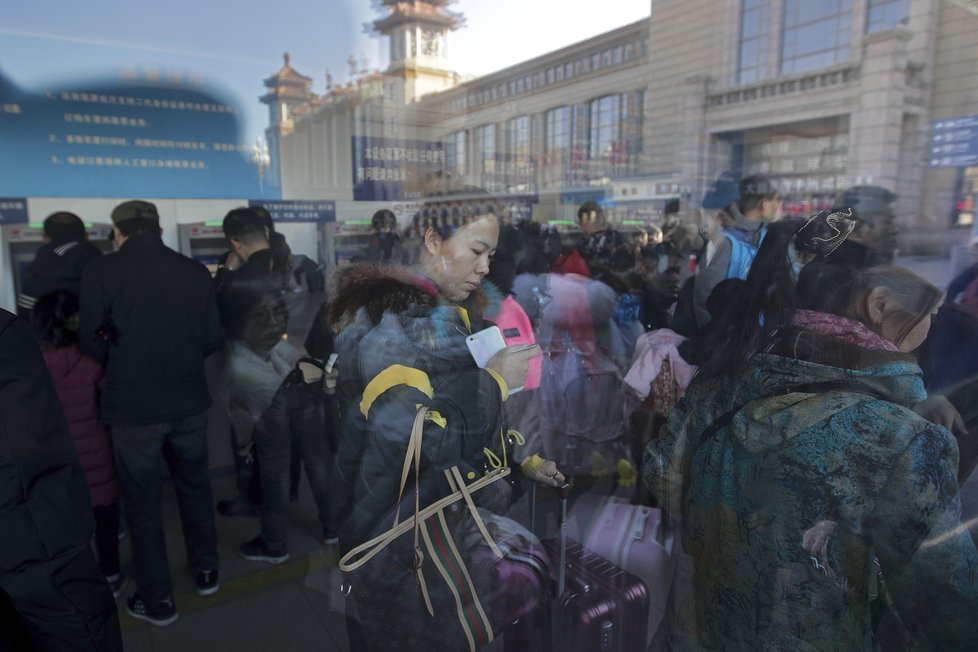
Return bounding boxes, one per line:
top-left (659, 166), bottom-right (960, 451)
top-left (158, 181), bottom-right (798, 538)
top-left (680, 75), bottom-right (711, 206)
top-left (845, 28), bottom-right (912, 194)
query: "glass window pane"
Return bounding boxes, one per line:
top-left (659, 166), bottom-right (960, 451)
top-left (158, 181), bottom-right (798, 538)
top-left (781, 0), bottom-right (852, 74)
top-left (866, 0), bottom-right (909, 33)
top-left (738, 0), bottom-right (771, 84)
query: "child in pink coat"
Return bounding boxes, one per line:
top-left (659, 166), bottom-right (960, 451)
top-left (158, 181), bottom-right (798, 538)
top-left (32, 290), bottom-right (124, 597)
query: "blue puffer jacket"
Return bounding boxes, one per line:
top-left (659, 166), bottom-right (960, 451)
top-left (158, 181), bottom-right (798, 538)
top-left (644, 349), bottom-right (978, 651)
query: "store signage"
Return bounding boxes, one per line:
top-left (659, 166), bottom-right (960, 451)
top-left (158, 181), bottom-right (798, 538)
top-left (249, 200), bottom-right (335, 223)
top-left (930, 115), bottom-right (978, 168)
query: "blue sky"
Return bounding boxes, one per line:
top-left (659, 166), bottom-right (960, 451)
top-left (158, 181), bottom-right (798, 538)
top-left (0, 0), bottom-right (650, 144)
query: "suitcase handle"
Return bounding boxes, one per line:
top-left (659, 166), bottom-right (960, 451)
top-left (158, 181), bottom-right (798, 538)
top-left (556, 483), bottom-right (571, 596)
top-left (632, 509), bottom-right (648, 540)
top-left (525, 481), bottom-right (573, 596)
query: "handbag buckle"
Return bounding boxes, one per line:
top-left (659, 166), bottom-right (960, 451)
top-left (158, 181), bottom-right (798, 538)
top-left (413, 546), bottom-right (425, 579)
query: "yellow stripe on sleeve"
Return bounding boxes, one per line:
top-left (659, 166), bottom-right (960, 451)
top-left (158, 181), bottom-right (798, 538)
top-left (359, 364), bottom-right (434, 418)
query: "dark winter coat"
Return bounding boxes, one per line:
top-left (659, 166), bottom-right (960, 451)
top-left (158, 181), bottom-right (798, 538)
top-left (42, 345), bottom-right (118, 507)
top-left (260, 361), bottom-right (338, 453)
top-left (328, 265), bottom-right (531, 652)
top-left (78, 232), bottom-right (223, 424)
top-left (0, 309), bottom-right (94, 572)
top-left (328, 264), bottom-right (510, 551)
top-left (303, 300), bottom-right (335, 361)
top-left (17, 238), bottom-right (102, 318)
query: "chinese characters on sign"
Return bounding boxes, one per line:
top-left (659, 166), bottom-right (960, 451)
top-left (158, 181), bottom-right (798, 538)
top-left (249, 200), bottom-right (336, 223)
top-left (930, 115), bottom-right (978, 168)
top-left (351, 136), bottom-right (538, 202)
top-left (0, 198), bottom-right (28, 225)
top-left (352, 136), bottom-right (446, 201)
top-left (0, 73), bottom-right (272, 199)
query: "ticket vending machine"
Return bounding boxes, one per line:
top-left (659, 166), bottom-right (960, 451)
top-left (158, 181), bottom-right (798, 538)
top-left (548, 219), bottom-right (584, 248)
top-left (331, 220), bottom-right (375, 265)
top-left (177, 221), bottom-right (228, 274)
top-left (3, 221), bottom-right (114, 309)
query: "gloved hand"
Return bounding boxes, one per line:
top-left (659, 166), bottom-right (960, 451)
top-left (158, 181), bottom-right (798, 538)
top-left (521, 454), bottom-right (566, 487)
top-left (616, 458), bottom-right (636, 488)
top-left (589, 451), bottom-right (610, 477)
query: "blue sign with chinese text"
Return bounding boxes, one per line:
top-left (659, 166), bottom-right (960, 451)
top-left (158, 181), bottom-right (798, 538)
top-left (0, 197), bottom-right (28, 224)
top-left (249, 200), bottom-right (335, 223)
top-left (0, 69), bottom-right (277, 199)
top-left (351, 136), bottom-right (444, 201)
top-left (930, 115), bottom-right (978, 168)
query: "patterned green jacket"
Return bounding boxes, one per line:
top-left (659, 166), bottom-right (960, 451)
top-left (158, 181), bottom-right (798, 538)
top-left (644, 352), bottom-right (978, 651)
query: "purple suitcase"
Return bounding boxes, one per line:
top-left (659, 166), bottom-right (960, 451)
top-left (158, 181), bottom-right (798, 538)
top-left (544, 538), bottom-right (650, 652)
top-left (567, 495), bottom-right (674, 644)
top-left (505, 484), bottom-right (650, 652)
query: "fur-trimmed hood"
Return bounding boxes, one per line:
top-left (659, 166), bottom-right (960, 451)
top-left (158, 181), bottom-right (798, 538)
top-left (327, 263), bottom-right (503, 333)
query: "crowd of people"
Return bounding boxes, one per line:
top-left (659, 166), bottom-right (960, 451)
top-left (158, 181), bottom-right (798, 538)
top-left (4, 176), bottom-right (978, 650)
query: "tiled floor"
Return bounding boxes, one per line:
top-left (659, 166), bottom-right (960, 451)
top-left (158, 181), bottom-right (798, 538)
top-left (118, 473), bottom-right (351, 652)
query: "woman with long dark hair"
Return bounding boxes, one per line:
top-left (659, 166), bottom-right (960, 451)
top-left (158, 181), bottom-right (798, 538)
top-left (644, 214), bottom-right (978, 649)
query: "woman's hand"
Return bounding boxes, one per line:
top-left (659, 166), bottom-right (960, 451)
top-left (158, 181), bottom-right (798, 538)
top-left (914, 394), bottom-right (968, 437)
top-left (486, 344), bottom-right (540, 389)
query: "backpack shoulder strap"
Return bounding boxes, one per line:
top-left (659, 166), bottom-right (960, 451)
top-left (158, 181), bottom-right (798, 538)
top-left (722, 230), bottom-right (757, 281)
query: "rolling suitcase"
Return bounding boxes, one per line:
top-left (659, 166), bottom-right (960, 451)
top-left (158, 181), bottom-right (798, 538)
top-left (567, 495), bottom-right (674, 644)
top-left (506, 483), bottom-right (650, 652)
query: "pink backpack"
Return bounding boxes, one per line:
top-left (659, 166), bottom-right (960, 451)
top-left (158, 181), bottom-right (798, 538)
top-left (490, 295), bottom-right (541, 390)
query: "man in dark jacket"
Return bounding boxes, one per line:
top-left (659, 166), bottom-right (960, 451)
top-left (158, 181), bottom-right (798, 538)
top-left (0, 309), bottom-right (122, 651)
top-left (573, 200), bottom-right (624, 275)
top-left (78, 200), bottom-right (223, 627)
top-left (17, 211), bottom-right (102, 319)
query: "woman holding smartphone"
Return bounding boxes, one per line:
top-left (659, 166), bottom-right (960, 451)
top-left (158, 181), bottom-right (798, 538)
top-left (326, 190), bottom-right (560, 651)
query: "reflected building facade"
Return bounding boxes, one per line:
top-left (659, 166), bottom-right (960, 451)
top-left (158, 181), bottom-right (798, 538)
top-left (263, 0), bottom-right (978, 240)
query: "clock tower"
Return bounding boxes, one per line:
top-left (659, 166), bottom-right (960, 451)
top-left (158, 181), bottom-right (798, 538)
top-left (372, 0), bottom-right (463, 103)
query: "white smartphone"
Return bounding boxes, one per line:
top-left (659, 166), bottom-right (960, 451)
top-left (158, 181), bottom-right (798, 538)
top-left (466, 326), bottom-right (506, 368)
top-left (466, 326), bottom-right (526, 394)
